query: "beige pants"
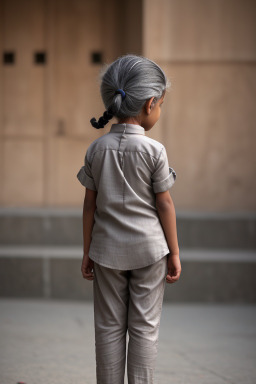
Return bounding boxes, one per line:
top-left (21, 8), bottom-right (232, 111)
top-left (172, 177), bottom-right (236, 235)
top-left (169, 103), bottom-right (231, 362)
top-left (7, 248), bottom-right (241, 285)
top-left (93, 255), bottom-right (167, 384)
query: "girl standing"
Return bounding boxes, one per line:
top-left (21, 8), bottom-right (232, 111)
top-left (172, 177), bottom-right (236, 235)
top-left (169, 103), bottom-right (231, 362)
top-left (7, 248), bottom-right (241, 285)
top-left (77, 54), bottom-right (181, 384)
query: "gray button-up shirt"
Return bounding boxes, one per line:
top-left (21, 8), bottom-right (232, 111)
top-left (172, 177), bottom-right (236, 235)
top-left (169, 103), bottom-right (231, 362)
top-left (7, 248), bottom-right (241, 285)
top-left (77, 123), bottom-right (176, 270)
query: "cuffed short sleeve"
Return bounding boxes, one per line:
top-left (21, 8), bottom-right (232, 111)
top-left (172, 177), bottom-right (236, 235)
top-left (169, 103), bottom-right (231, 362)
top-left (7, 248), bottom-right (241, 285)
top-left (152, 147), bottom-right (176, 193)
top-left (77, 154), bottom-right (97, 191)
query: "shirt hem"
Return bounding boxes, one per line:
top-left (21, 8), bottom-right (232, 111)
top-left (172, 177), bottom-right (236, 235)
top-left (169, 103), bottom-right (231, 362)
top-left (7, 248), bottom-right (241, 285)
top-left (89, 249), bottom-right (170, 271)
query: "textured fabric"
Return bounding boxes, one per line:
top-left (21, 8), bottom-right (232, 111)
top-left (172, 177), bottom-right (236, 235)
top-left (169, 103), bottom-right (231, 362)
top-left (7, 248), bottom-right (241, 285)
top-left (93, 256), bottom-right (167, 384)
top-left (77, 123), bottom-right (176, 270)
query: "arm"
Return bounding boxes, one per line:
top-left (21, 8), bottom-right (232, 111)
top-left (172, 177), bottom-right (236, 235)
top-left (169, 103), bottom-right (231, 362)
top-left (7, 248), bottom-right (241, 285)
top-left (156, 191), bottom-right (181, 284)
top-left (81, 188), bottom-right (97, 280)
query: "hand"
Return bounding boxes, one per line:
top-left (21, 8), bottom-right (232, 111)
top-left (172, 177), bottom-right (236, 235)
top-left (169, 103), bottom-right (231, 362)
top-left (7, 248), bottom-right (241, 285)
top-left (81, 253), bottom-right (94, 280)
top-left (166, 254), bottom-right (181, 284)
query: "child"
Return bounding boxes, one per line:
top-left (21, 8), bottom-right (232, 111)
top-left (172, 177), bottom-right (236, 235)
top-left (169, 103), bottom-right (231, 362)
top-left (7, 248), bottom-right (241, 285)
top-left (77, 54), bottom-right (181, 384)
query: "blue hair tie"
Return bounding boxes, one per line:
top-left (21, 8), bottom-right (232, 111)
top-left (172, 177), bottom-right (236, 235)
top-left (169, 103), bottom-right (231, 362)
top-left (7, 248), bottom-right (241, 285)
top-left (115, 89), bottom-right (126, 100)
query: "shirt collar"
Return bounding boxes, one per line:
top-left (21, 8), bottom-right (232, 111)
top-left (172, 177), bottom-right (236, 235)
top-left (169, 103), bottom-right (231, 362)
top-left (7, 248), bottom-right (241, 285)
top-left (109, 123), bottom-right (145, 135)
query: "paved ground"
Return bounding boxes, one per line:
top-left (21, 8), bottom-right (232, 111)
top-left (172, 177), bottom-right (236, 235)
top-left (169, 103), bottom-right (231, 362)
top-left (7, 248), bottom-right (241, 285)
top-left (0, 299), bottom-right (256, 384)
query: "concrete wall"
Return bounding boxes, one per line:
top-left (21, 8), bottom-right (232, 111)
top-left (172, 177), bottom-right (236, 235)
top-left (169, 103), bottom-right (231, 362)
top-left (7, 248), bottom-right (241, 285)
top-left (143, 0), bottom-right (256, 212)
top-left (0, 0), bottom-right (255, 212)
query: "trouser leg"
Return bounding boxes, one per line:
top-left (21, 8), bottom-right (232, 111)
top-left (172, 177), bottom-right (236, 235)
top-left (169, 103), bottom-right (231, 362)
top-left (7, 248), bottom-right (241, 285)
top-left (127, 256), bottom-right (167, 384)
top-left (93, 262), bottom-right (129, 384)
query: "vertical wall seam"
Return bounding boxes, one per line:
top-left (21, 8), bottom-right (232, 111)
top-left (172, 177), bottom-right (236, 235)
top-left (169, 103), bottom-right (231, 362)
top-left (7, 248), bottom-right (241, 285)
top-left (0, 1), bottom-right (5, 204)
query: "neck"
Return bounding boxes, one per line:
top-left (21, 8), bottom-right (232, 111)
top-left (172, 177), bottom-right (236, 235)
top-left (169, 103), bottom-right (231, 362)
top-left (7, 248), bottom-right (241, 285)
top-left (118, 116), bottom-right (141, 125)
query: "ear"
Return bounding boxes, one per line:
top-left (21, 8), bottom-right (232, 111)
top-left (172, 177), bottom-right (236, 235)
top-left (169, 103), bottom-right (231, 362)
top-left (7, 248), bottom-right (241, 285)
top-left (144, 97), bottom-right (155, 115)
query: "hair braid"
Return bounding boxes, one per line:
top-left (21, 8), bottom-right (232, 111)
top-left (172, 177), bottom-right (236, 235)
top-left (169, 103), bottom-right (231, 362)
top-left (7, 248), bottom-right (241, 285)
top-left (90, 109), bottom-right (114, 129)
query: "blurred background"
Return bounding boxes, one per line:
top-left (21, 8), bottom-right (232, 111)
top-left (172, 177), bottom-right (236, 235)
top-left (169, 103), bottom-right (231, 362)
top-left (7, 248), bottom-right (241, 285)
top-left (0, 0), bottom-right (255, 302)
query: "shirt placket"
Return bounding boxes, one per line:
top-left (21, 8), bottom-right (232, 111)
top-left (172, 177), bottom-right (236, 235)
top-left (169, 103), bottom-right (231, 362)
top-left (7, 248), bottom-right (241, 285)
top-left (118, 127), bottom-right (127, 170)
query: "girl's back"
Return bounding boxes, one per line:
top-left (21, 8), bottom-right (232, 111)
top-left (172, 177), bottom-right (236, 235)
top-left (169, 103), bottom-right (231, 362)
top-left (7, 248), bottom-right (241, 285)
top-left (78, 121), bottom-right (176, 269)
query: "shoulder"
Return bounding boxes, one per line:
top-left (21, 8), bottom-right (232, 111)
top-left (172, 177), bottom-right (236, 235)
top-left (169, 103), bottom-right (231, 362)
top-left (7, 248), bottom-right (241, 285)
top-left (86, 132), bottom-right (114, 161)
top-left (128, 134), bottom-right (165, 160)
top-left (142, 135), bottom-right (165, 151)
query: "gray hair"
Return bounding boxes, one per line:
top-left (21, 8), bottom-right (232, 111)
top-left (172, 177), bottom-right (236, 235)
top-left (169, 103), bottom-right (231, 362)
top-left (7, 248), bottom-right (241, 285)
top-left (90, 55), bottom-right (169, 129)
